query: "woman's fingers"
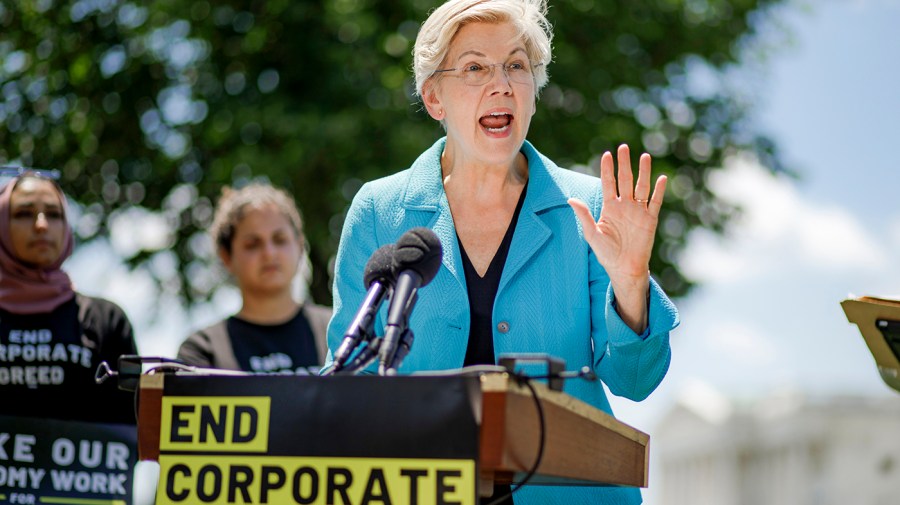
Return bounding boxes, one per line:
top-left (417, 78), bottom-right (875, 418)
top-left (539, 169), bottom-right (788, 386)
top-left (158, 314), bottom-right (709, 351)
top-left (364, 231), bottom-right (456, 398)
top-left (648, 175), bottom-right (668, 216)
top-left (634, 153), bottom-right (652, 202)
top-left (616, 144), bottom-right (634, 200)
top-left (599, 151), bottom-right (616, 204)
top-left (602, 145), bottom-right (654, 204)
top-left (567, 197), bottom-right (596, 231)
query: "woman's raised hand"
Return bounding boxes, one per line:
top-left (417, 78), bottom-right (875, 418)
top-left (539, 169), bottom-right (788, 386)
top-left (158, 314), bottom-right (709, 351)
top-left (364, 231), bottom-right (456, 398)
top-left (568, 144), bottom-right (667, 332)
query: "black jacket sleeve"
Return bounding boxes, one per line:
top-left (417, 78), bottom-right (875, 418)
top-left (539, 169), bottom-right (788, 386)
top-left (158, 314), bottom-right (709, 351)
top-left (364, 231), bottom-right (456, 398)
top-left (76, 294), bottom-right (140, 425)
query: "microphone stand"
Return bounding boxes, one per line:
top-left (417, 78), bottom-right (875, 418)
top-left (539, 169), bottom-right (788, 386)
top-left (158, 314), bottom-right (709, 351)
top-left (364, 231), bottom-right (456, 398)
top-left (337, 336), bottom-right (383, 375)
top-left (323, 327), bottom-right (373, 376)
top-left (384, 328), bottom-right (414, 375)
top-left (379, 292), bottom-right (418, 375)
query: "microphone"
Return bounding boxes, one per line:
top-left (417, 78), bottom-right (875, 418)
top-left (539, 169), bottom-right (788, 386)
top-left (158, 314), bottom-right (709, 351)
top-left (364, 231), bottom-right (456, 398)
top-left (378, 227), bottom-right (442, 375)
top-left (337, 337), bottom-right (383, 375)
top-left (331, 244), bottom-right (396, 372)
top-left (386, 327), bottom-right (415, 372)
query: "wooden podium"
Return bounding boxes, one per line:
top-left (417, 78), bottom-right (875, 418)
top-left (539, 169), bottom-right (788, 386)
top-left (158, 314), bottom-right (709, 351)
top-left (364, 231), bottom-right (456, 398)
top-left (842, 295), bottom-right (900, 392)
top-left (137, 371), bottom-right (648, 499)
top-left (477, 373), bottom-right (648, 489)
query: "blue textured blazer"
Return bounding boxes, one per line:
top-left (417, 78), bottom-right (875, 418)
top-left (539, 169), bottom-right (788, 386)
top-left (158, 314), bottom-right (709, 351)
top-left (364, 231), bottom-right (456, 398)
top-left (327, 137), bottom-right (679, 504)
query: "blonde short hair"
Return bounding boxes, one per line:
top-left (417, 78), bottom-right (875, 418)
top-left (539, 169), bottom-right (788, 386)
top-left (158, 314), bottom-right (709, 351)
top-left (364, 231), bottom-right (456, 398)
top-left (413, 0), bottom-right (553, 98)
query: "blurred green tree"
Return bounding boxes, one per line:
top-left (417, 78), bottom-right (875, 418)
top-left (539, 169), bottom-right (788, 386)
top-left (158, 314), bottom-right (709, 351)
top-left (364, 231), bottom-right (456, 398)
top-left (0, 0), bottom-right (785, 309)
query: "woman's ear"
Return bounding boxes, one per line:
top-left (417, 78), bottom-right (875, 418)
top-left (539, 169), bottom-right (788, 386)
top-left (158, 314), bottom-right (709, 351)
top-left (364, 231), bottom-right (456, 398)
top-left (217, 247), bottom-right (233, 273)
top-left (422, 80), bottom-right (445, 121)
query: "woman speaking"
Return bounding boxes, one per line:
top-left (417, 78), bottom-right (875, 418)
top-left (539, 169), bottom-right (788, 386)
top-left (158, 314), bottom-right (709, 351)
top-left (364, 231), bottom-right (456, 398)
top-left (327, 1), bottom-right (679, 503)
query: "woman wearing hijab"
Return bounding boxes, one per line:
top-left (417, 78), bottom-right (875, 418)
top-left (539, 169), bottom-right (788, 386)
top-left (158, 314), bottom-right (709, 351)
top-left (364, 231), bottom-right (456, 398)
top-left (0, 170), bottom-right (137, 424)
top-left (326, 1), bottom-right (679, 503)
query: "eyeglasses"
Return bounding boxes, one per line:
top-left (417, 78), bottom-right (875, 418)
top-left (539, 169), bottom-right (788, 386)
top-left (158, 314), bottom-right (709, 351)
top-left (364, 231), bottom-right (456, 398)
top-left (0, 165), bottom-right (61, 179)
top-left (1, 165), bottom-right (61, 187)
top-left (432, 60), bottom-right (542, 86)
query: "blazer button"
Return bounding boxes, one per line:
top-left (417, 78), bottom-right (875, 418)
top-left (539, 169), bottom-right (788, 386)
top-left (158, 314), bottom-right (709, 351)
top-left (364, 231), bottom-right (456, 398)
top-left (497, 321), bottom-right (510, 333)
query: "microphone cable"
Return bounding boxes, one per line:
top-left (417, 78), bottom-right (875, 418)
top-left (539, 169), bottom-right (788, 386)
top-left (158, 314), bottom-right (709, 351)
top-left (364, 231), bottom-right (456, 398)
top-left (410, 364), bottom-right (596, 504)
top-left (484, 374), bottom-right (545, 505)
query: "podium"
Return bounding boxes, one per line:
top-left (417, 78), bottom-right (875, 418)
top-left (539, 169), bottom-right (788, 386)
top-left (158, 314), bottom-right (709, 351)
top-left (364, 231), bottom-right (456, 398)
top-left (136, 371), bottom-right (648, 502)
top-left (477, 373), bottom-right (648, 488)
top-left (842, 295), bottom-right (900, 392)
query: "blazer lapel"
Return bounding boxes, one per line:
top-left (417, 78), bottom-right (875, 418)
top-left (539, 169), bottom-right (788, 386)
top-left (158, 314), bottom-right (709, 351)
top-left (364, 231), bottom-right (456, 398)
top-left (399, 138), bottom-right (567, 296)
top-left (401, 138), bottom-right (465, 289)
top-left (498, 141), bottom-right (568, 295)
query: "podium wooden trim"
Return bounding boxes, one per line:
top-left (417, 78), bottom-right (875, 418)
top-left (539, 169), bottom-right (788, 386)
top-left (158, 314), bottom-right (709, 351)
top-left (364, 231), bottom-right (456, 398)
top-left (841, 296), bottom-right (900, 392)
top-left (477, 373), bottom-right (648, 489)
top-left (137, 372), bottom-right (648, 490)
top-left (137, 372), bottom-right (164, 461)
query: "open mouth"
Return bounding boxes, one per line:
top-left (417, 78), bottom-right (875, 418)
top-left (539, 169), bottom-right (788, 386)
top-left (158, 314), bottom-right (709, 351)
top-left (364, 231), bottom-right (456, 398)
top-left (479, 112), bottom-right (513, 133)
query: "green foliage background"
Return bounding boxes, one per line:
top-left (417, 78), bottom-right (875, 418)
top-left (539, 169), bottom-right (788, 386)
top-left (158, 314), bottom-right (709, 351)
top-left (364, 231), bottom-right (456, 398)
top-left (0, 0), bottom-right (784, 309)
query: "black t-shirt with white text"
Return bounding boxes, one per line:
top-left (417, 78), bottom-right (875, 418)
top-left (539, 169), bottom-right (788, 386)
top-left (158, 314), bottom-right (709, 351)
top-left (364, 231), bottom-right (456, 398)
top-left (0, 294), bottom-right (137, 424)
top-left (227, 311), bottom-right (319, 374)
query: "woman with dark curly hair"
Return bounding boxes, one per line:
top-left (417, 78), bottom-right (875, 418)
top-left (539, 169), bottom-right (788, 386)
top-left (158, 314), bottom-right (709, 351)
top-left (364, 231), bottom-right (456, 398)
top-left (178, 183), bottom-right (331, 374)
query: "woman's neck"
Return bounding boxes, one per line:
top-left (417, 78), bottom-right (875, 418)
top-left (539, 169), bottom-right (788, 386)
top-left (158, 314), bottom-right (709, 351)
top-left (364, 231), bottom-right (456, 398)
top-left (440, 146), bottom-right (528, 201)
top-left (236, 293), bottom-right (301, 324)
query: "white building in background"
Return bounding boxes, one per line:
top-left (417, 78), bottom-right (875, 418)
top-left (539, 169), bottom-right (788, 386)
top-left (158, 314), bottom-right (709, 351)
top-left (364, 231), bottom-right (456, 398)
top-left (654, 386), bottom-right (900, 505)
